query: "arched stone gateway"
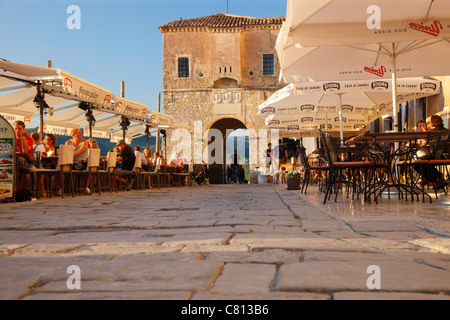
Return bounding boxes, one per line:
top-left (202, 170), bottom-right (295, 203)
top-left (207, 118), bottom-right (248, 184)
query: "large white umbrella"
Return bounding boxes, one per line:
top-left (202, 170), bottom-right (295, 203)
top-left (259, 78), bottom-right (441, 143)
top-left (278, 0), bottom-right (450, 132)
top-left (0, 59), bottom-right (115, 138)
top-left (265, 112), bottom-right (368, 134)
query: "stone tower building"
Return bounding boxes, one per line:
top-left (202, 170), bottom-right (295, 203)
top-left (159, 14), bottom-right (285, 183)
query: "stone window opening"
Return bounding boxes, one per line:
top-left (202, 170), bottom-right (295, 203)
top-left (178, 57), bottom-right (190, 78)
top-left (262, 54), bottom-right (275, 76)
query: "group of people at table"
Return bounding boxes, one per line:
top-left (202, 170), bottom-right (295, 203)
top-left (13, 121), bottom-right (186, 198)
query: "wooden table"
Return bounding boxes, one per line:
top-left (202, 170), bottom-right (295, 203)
top-left (279, 163), bottom-right (302, 184)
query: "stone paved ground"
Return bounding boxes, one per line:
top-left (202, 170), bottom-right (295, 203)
top-left (0, 184), bottom-right (449, 300)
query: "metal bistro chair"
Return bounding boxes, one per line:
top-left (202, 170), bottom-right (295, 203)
top-left (320, 130), bottom-right (372, 204)
top-left (297, 144), bottom-right (329, 194)
top-left (35, 145), bottom-right (75, 199)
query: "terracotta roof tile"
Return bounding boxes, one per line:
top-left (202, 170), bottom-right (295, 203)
top-left (159, 13), bottom-right (285, 31)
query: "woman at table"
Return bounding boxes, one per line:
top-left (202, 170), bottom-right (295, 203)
top-left (42, 134), bottom-right (59, 159)
top-left (413, 119), bottom-right (445, 188)
top-left (39, 134), bottom-right (59, 197)
top-left (143, 148), bottom-right (153, 164)
top-left (415, 120), bottom-right (430, 159)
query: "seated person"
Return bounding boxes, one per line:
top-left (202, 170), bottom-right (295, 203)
top-left (134, 145), bottom-right (148, 166)
top-left (169, 153), bottom-right (183, 167)
top-left (66, 128), bottom-right (90, 194)
top-left (143, 147), bottom-right (153, 164)
top-left (413, 118), bottom-right (447, 189)
top-left (39, 134), bottom-right (59, 197)
top-left (88, 139), bottom-right (99, 149)
top-left (42, 134), bottom-right (59, 159)
top-left (114, 140), bottom-right (136, 190)
top-left (152, 151), bottom-right (161, 165)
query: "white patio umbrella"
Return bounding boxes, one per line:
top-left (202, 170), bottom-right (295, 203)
top-left (278, 0), bottom-right (450, 132)
top-left (259, 78), bottom-right (441, 143)
top-left (0, 59), bottom-right (114, 138)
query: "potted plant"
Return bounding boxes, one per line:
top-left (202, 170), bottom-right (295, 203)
top-left (286, 171), bottom-right (302, 190)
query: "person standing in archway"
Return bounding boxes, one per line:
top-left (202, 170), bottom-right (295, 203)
top-left (229, 149), bottom-right (240, 184)
top-left (273, 139), bottom-right (288, 183)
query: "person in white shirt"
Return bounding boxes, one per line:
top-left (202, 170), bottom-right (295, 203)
top-left (169, 153), bottom-right (183, 167)
top-left (134, 146), bottom-right (148, 166)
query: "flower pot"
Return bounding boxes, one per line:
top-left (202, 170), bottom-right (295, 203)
top-left (287, 178), bottom-right (301, 190)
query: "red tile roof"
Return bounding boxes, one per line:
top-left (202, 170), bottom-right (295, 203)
top-left (159, 13), bottom-right (285, 31)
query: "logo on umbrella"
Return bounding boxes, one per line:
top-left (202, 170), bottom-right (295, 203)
top-left (364, 65), bottom-right (387, 77)
top-left (301, 104), bottom-right (315, 112)
top-left (288, 125), bottom-right (300, 131)
top-left (371, 81), bottom-right (389, 90)
top-left (261, 107), bottom-right (275, 114)
top-left (409, 20), bottom-right (443, 37)
top-left (268, 120), bottom-right (280, 126)
top-left (104, 94), bottom-right (112, 104)
top-left (320, 124), bottom-right (332, 130)
top-left (420, 82), bottom-right (438, 92)
top-left (63, 77), bottom-right (73, 88)
top-left (342, 105), bottom-right (354, 112)
top-left (301, 117), bottom-right (314, 123)
top-left (323, 82), bottom-right (340, 92)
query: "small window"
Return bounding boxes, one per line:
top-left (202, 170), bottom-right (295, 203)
top-left (178, 58), bottom-right (189, 78)
top-left (263, 54), bottom-right (275, 75)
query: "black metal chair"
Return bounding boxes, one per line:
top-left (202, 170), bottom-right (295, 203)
top-left (297, 144), bottom-right (329, 194)
top-left (320, 130), bottom-right (372, 204)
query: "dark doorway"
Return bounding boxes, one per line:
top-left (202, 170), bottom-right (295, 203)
top-left (207, 118), bottom-right (247, 184)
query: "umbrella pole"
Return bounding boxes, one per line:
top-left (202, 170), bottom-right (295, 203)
top-left (391, 53), bottom-right (399, 133)
top-left (39, 105), bottom-right (44, 139)
top-left (338, 93), bottom-right (344, 147)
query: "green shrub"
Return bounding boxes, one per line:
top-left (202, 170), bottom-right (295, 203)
top-left (286, 171), bottom-right (301, 179)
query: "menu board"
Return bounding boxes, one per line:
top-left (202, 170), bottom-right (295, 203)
top-left (0, 115), bottom-right (15, 201)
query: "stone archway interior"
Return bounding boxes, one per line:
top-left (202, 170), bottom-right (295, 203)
top-left (207, 118), bottom-right (247, 184)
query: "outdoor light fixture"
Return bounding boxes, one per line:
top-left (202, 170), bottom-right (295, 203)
top-left (119, 116), bottom-right (130, 133)
top-left (33, 92), bottom-right (50, 110)
top-left (78, 101), bottom-right (91, 111)
top-left (85, 109), bottom-right (96, 127)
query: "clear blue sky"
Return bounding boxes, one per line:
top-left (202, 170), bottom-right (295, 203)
top-left (0, 0), bottom-right (287, 114)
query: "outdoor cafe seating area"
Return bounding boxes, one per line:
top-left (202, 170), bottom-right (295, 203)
top-left (22, 148), bottom-right (204, 201)
top-left (290, 128), bottom-right (450, 205)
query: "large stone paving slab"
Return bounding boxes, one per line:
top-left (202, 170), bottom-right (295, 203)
top-left (1, 184), bottom-right (449, 300)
